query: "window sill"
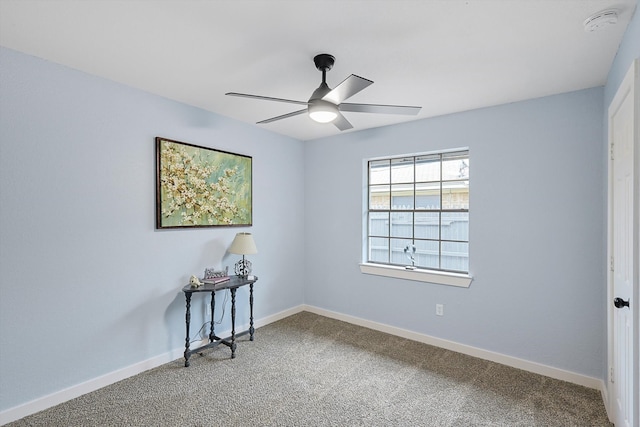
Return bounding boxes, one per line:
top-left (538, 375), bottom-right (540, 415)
top-left (359, 263), bottom-right (473, 288)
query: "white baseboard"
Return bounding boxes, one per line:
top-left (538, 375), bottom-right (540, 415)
top-left (255, 305), bottom-right (305, 327)
top-left (302, 304), bottom-right (605, 390)
top-left (1, 303), bottom-right (606, 425)
top-left (600, 381), bottom-right (614, 423)
top-left (0, 346), bottom-right (183, 426)
top-left (0, 305), bottom-right (305, 426)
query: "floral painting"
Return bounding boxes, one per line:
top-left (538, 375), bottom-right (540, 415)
top-left (156, 137), bottom-right (252, 228)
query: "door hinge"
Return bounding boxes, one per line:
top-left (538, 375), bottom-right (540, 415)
top-left (610, 366), bottom-right (614, 383)
top-left (610, 256), bottom-right (614, 272)
top-left (610, 143), bottom-right (614, 160)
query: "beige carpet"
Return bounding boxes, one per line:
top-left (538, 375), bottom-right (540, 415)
top-left (7, 311), bottom-right (612, 426)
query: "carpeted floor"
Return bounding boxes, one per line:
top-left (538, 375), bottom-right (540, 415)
top-left (7, 312), bottom-right (612, 426)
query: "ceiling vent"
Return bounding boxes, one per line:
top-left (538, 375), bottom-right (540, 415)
top-left (583, 9), bottom-right (618, 32)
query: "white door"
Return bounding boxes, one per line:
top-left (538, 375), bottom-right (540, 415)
top-left (608, 58), bottom-right (638, 427)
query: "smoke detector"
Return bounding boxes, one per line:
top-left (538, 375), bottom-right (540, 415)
top-left (583, 9), bottom-right (618, 32)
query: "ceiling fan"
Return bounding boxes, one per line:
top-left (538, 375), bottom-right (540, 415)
top-left (226, 54), bottom-right (422, 131)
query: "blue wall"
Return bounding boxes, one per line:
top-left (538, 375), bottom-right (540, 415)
top-left (0, 47), bottom-right (306, 411)
top-left (604, 4), bottom-right (640, 108)
top-left (304, 87), bottom-right (605, 378)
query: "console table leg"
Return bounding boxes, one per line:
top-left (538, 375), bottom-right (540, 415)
top-left (249, 283), bottom-right (255, 341)
top-left (209, 291), bottom-right (215, 342)
top-left (184, 293), bottom-right (192, 367)
top-left (230, 288), bottom-right (237, 358)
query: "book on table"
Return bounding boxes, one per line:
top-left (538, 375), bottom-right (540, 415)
top-left (202, 276), bottom-right (230, 285)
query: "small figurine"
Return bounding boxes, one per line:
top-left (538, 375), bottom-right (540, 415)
top-left (404, 244), bottom-right (417, 270)
top-left (189, 275), bottom-right (203, 288)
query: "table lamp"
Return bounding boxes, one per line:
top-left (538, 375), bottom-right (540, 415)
top-left (229, 232), bottom-right (257, 277)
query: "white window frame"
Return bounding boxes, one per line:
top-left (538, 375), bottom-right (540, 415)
top-left (360, 149), bottom-right (473, 287)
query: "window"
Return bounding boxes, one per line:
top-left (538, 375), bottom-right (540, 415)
top-left (366, 150), bottom-right (469, 274)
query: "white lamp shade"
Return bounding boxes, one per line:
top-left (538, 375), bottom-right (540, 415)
top-left (229, 232), bottom-right (257, 255)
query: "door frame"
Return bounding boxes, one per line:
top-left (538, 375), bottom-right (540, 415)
top-left (607, 57), bottom-right (639, 426)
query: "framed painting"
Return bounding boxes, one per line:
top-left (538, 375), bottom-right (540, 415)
top-left (155, 137), bottom-right (252, 229)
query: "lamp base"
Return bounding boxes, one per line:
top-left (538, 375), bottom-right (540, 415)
top-left (234, 258), bottom-right (252, 277)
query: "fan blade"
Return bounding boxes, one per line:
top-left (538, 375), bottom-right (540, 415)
top-left (339, 103), bottom-right (421, 115)
top-left (322, 74), bottom-right (373, 104)
top-left (226, 92), bottom-right (307, 106)
top-left (257, 109), bottom-right (307, 124)
top-left (333, 112), bottom-right (353, 131)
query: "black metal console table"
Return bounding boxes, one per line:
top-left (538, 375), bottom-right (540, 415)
top-left (181, 276), bottom-right (257, 367)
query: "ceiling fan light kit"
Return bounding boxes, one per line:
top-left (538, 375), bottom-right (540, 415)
top-left (226, 53), bottom-right (421, 131)
top-left (308, 99), bottom-right (338, 123)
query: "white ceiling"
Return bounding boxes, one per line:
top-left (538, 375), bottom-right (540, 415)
top-left (0, 0), bottom-right (637, 141)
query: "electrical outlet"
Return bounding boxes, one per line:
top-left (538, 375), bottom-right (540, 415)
top-left (205, 303), bottom-right (211, 317)
top-left (436, 304), bottom-right (444, 316)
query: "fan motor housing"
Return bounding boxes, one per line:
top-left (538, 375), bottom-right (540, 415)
top-left (310, 82), bottom-right (331, 101)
